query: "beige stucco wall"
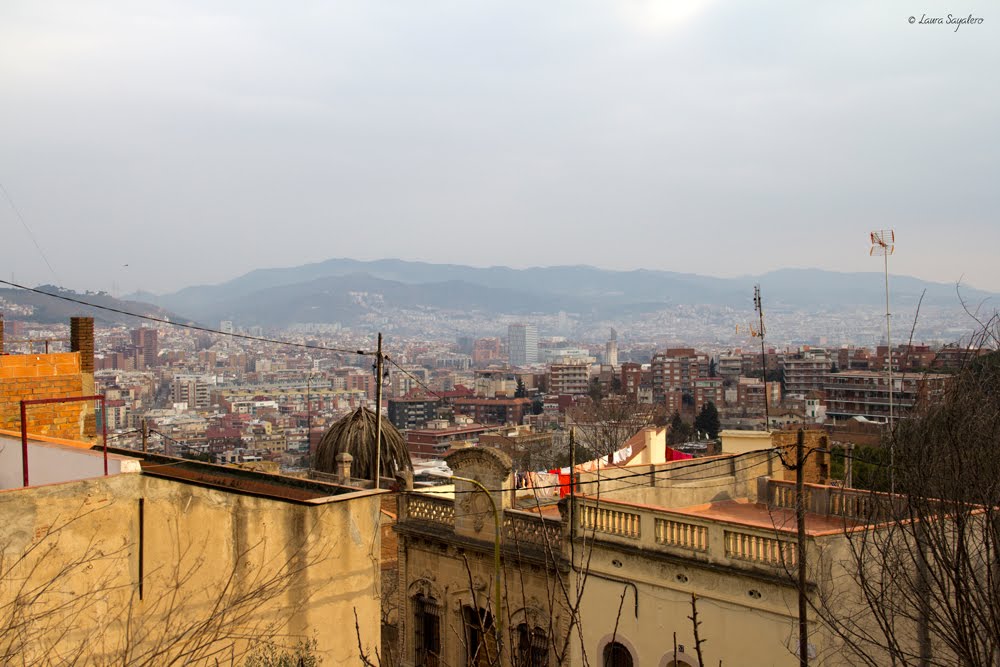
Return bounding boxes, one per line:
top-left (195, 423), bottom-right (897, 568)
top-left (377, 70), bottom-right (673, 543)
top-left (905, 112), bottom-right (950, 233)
top-left (577, 450), bottom-right (783, 508)
top-left (0, 471), bottom-right (383, 665)
top-left (720, 429), bottom-right (774, 456)
top-left (568, 540), bottom-right (820, 667)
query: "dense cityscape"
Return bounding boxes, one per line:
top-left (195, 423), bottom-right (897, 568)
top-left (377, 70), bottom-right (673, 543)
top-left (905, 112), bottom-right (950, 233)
top-left (0, 299), bottom-right (977, 472)
top-left (2, 0), bottom-right (997, 664)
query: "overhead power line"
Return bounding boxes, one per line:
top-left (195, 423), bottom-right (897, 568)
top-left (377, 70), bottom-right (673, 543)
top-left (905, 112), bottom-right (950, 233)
top-left (384, 355), bottom-right (452, 402)
top-left (0, 181), bottom-right (60, 284)
top-left (0, 278), bottom-right (375, 357)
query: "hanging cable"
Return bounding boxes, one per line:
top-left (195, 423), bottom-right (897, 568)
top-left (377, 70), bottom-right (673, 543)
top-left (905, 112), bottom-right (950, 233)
top-left (0, 278), bottom-right (376, 356)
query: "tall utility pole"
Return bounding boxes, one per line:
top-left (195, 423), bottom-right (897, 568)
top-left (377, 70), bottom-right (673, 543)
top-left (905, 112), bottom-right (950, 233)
top-left (306, 373), bottom-right (312, 456)
top-left (795, 429), bottom-right (809, 667)
top-left (754, 285), bottom-right (770, 429)
top-left (141, 418), bottom-right (148, 453)
top-left (845, 442), bottom-right (854, 489)
top-left (870, 230), bottom-right (895, 493)
top-left (373, 332), bottom-right (384, 489)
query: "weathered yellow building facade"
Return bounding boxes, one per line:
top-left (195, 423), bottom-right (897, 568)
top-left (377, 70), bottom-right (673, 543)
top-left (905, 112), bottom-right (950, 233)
top-left (394, 429), bottom-right (892, 667)
top-left (0, 433), bottom-right (384, 666)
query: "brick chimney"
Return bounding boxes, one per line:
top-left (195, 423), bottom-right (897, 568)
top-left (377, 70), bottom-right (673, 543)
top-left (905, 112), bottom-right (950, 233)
top-left (70, 317), bottom-right (94, 372)
top-left (70, 316), bottom-right (96, 438)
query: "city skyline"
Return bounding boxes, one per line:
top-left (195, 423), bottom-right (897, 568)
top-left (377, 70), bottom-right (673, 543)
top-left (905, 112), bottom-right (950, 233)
top-left (1, 1), bottom-right (997, 294)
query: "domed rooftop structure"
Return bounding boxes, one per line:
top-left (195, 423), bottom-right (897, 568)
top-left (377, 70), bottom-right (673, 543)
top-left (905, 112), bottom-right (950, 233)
top-left (313, 407), bottom-right (412, 481)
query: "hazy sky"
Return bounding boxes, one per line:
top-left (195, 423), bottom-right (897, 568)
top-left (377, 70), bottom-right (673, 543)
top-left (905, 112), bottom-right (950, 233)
top-left (1, 0), bottom-right (997, 295)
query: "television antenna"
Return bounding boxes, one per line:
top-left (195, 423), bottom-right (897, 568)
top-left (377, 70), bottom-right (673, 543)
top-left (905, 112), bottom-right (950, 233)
top-left (754, 285), bottom-right (770, 429)
top-left (870, 229), bottom-right (895, 492)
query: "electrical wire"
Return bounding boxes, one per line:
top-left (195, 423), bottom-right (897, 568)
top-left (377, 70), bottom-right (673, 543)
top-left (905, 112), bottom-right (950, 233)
top-left (384, 355), bottom-right (451, 402)
top-left (415, 442), bottom-right (908, 499)
top-left (416, 446), bottom-right (824, 497)
top-left (0, 182), bottom-right (59, 284)
top-left (0, 278), bottom-right (376, 357)
top-left (105, 429), bottom-right (141, 440)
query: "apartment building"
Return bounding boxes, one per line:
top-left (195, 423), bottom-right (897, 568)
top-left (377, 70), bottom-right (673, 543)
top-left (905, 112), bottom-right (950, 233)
top-left (691, 376), bottom-right (724, 411)
top-left (548, 362), bottom-right (590, 395)
top-left (717, 350), bottom-right (744, 379)
top-left (781, 349), bottom-right (833, 397)
top-left (388, 397), bottom-right (440, 430)
top-left (130, 327), bottom-right (159, 369)
top-left (508, 323), bottom-right (539, 366)
top-left (405, 418), bottom-right (493, 458)
top-left (170, 374), bottom-right (216, 409)
top-left (651, 349), bottom-right (702, 405)
top-left (824, 370), bottom-right (950, 421)
top-left (472, 338), bottom-right (503, 365)
top-left (735, 377), bottom-right (782, 412)
top-left (453, 397), bottom-right (533, 425)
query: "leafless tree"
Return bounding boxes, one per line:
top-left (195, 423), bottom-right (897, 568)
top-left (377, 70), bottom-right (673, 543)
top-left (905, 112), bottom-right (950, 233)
top-left (814, 316), bottom-right (1000, 667)
top-left (0, 503), bottom-right (333, 667)
top-left (568, 396), bottom-right (656, 463)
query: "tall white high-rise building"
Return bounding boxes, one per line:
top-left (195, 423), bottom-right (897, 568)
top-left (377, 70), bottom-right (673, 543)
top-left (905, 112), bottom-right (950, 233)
top-left (508, 323), bottom-right (538, 366)
top-left (605, 327), bottom-right (619, 367)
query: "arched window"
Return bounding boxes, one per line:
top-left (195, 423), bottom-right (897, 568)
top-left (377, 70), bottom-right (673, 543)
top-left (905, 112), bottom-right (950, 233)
top-left (413, 594), bottom-right (440, 666)
top-left (663, 657), bottom-right (695, 667)
top-left (603, 641), bottom-right (634, 667)
top-left (516, 623), bottom-right (549, 667)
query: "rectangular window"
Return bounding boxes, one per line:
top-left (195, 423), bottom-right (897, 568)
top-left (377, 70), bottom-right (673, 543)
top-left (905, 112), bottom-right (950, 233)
top-left (414, 595), bottom-right (440, 667)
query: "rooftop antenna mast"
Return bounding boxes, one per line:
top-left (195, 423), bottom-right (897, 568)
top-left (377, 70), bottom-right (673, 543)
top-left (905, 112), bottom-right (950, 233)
top-left (754, 285), bottom-right (770, 429)
top-left (870, 230), bottom-right (895, 493)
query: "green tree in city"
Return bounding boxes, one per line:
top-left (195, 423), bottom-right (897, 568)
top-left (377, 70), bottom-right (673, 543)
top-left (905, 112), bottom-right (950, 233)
top-left (666, 411), bottom-right (693, 445)
top-left (693, 402), bottom-right (720, 439)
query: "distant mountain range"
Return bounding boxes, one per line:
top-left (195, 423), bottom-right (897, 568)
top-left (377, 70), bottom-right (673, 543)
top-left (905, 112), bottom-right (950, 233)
top-left (113, 258), bottom-right (996, 328)
top-left (0, 285), bottom-right (191, 326)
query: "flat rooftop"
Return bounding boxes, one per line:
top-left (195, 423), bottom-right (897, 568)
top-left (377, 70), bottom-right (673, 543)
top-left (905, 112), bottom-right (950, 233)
top-left (107, 447), bottom-right (369, 503)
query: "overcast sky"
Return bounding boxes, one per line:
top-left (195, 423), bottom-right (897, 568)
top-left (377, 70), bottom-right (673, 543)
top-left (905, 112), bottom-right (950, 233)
top-left (1, 0), bottom-right (997, 295)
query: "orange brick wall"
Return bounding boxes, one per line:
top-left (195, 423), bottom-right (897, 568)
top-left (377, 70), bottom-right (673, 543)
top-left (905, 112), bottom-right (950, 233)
top-left (771, 429), bottom-right (830, 485)
top-left (0, 352), bottom-right (89, 441)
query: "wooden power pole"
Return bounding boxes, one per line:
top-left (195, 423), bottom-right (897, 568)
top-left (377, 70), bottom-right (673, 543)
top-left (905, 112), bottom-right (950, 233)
top-left (796, 429), bottom-right (809, 667)
top-left (373, 332), bottom-right (384, 489)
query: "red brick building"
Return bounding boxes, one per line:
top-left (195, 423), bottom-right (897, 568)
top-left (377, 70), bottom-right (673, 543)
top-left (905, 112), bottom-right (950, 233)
top-left (453, 397), bottom-right (532, 425)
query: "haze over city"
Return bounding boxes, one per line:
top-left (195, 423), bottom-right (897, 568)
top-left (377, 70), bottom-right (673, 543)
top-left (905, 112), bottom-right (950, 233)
top-left (4, 3), bottom-right (1000, 666)
top-left (2, 0), bottom-right (998, 294)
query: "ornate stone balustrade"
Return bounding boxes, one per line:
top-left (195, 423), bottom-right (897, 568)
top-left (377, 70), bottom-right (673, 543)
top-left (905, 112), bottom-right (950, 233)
top-left (406, 493), bottom-right (455, 527)
top-left (581, 504), bottom-right (641, 539)
top-left (503, 510), bottom-right (562, 552)
top-left (401, 494), bottom-right (562, 554)
top-left (725, 530), bottom-right (797, 568)
top-left (655, 518), bottom-right (708, 552)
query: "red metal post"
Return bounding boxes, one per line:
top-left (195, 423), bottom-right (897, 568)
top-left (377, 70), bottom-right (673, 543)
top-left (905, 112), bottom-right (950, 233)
top-left (19, 394), bottom-right (108, 487)
top-left (102, 397), bottom-right (108, 476)
top-left (20, 401), bottom-right (29, 487)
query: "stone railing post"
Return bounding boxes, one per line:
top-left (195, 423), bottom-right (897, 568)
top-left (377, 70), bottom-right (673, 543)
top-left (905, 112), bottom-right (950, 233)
top-left (335, 452), bottom-right (353, 484)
